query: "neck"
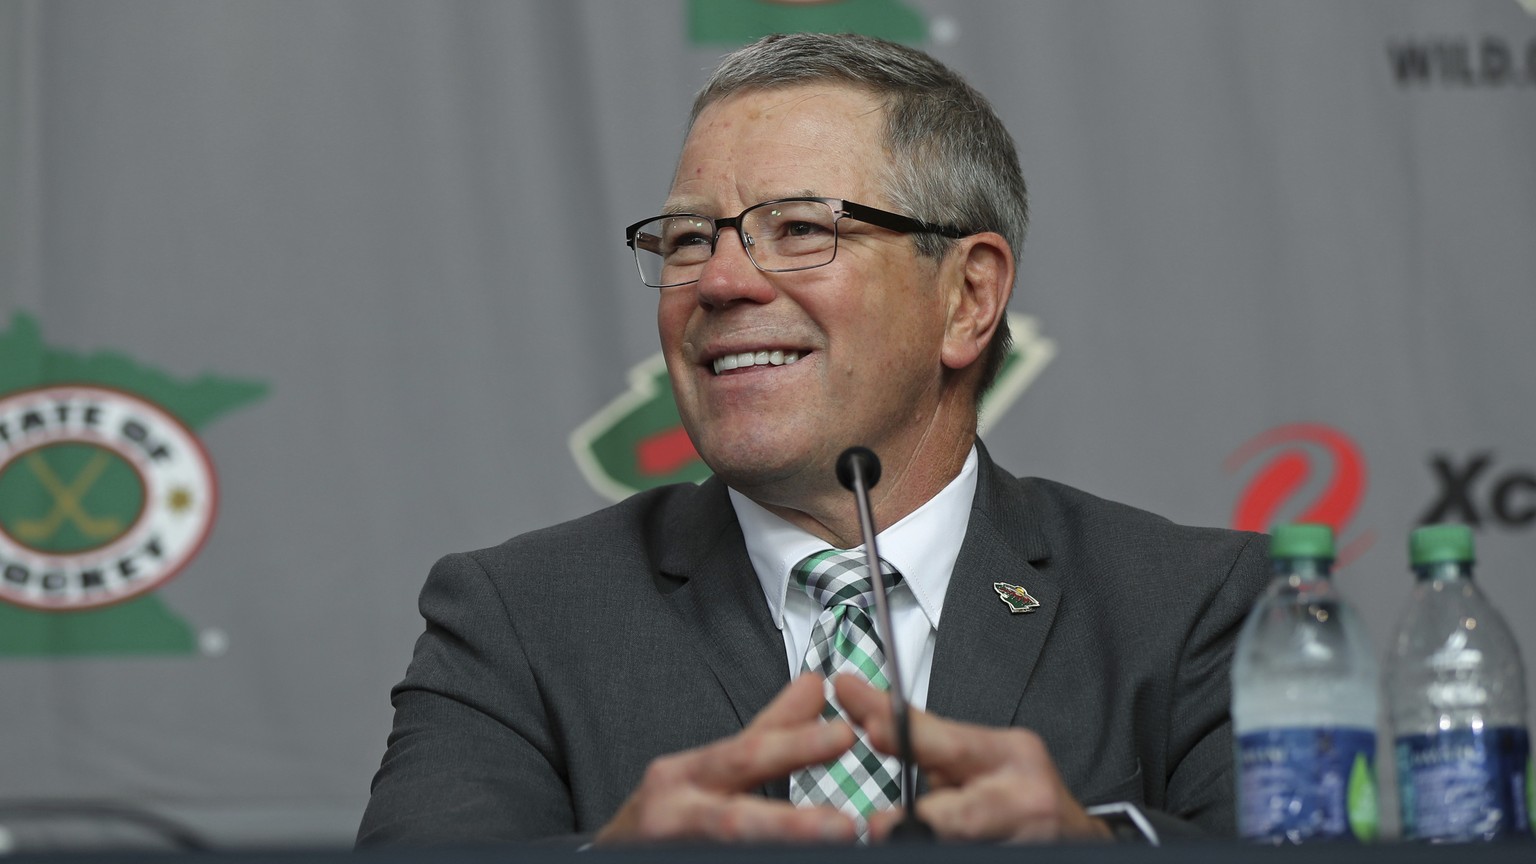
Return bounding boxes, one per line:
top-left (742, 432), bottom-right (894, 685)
top-left (750, 413), bottom-right (975, 548)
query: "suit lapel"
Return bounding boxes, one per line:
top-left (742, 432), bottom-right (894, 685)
top-left (655, 478), bottom-right (792, 795)
top-left (925, 447), bottom-right (1059, 730)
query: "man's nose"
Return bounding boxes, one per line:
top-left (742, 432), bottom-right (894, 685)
top-left (694, 227), bottom-right (776, 308)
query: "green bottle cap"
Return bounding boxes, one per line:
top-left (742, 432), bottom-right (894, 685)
top-left (1410, 524), bottom-right (1475, 566)
top-left (1270, 523), bottom-right (1335, 560)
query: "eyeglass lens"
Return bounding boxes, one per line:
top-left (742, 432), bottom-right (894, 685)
top-left (632, 200), bottom-right (839, 287)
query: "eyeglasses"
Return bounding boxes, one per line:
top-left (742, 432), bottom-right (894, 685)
top-left (623, 197), bottom-right (972, 289)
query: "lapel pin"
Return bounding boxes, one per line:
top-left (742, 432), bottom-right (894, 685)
top-left (993, 581), bottom-right (1040, 614)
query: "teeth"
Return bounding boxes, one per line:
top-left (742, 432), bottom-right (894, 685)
top-left (712, 350), bottom-right (802, 374)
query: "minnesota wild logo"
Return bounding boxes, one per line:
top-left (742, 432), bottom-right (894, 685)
top-left (993, 581), bottom-right (1041, 614)
top-left (0, 313), bottom-right (265, 656)
top-left (570, 312), bottom-right (1054, 501)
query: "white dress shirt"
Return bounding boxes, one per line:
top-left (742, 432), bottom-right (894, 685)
top-left (728, 446), bottom-right (978, 710)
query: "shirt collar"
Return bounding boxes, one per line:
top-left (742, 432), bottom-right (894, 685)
top-left (730, 445), bottom-right (979, 633)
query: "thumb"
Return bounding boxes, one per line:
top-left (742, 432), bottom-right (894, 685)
top-left (832, 675), bottom-right (897, 750)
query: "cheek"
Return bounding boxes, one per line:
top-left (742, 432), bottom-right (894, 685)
top-left (656, 293), bottom-right (691, 348)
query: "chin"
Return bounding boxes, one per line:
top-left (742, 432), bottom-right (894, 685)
top-left (693, 428), bottom-right (823, 492)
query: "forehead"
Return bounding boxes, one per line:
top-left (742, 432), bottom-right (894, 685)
top-left (668, 84), bottom-right (890, 210)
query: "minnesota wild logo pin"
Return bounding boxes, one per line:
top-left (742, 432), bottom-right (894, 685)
top-left (993, 581), bottom-right (1040, 614)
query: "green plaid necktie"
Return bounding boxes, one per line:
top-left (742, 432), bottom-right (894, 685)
top-left (788, 548), bottom-right (904, 837)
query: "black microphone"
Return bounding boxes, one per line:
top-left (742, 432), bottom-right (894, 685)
top-left (835, 446), bottom-right (935, 842)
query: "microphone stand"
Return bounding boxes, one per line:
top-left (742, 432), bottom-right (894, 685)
top-left (837, 446), bottom-right (935, 842)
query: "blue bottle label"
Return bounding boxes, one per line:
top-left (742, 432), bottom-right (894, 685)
top-left (1396, 726), bottom-right (1532, 841)
top-left (1237, 727), bottom-right (1378, 843)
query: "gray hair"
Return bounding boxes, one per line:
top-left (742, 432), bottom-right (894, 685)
top-left (688, 33), bottom-right (1027, 399)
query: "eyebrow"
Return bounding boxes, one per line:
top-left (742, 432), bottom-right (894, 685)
top-left (659, 190), bottom-right (824, 217)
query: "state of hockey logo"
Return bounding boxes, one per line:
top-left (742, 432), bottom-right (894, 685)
top-left (0, 385), bottom-right (216, 610)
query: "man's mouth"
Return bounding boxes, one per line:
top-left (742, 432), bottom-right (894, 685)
top-left (710, 349), bottom-right (804, 375)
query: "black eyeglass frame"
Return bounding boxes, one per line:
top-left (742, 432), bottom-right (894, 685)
top-left (623, 197), bottom-right (973, 288)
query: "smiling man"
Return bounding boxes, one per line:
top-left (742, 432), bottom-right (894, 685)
top-left (656, 82), bottom-right (995, 550)
top-left (359, 33), bottom-right (1269, 848)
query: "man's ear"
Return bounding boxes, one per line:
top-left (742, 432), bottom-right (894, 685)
top-left (940, 232), bottom-right (1014, 372)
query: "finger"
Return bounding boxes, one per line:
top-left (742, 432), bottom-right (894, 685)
top-left (747, 673), bottom-right (833, 731)
top-left (911, 770), bottom-right (1106, 843)
top-left (832, 675), bottom-right (896, 743)
top-left (832, 675), bottom-right (954, 779)
top-left (864, 807), bottom-right (906, 843)
top-left (692, 796), bottom-right (859, 844)
top-left (836, 674), bottom-right (1039, 787)
top-left (598, 785), bottom-right (857, 845)
top-left (685, 714), bottom-right (856, 792)
top-left (913, 778), bottom-right (1044, 842)
top-left (913, 786), bottom-right (1005, 842)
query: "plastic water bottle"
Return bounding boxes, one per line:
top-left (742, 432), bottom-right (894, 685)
top-left (1232, 524), bottom-right (1380, 843)
top-left (1386, 523), bottom-right (1532, 842)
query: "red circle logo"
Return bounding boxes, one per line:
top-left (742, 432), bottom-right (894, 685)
top-left (1225, 423), bottom-right (1372, 567)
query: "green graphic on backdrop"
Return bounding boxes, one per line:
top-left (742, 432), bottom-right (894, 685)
top-left (688, 0), bottom-right (927, 46)
top-left (0, 313), bottom-right (267, 657)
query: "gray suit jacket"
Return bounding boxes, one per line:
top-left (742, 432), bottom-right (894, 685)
top-left (357, 445), bottom-right (1270, 847)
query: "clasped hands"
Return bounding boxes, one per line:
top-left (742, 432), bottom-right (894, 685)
top-left (594, 673), bottom-right (1113, 845)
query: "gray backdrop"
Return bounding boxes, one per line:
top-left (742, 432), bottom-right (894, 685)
top-left (1, 0), bottom-right (1533, 849)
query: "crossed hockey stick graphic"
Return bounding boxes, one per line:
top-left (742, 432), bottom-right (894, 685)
top-left (13, 451), bottom-right (125, 543)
